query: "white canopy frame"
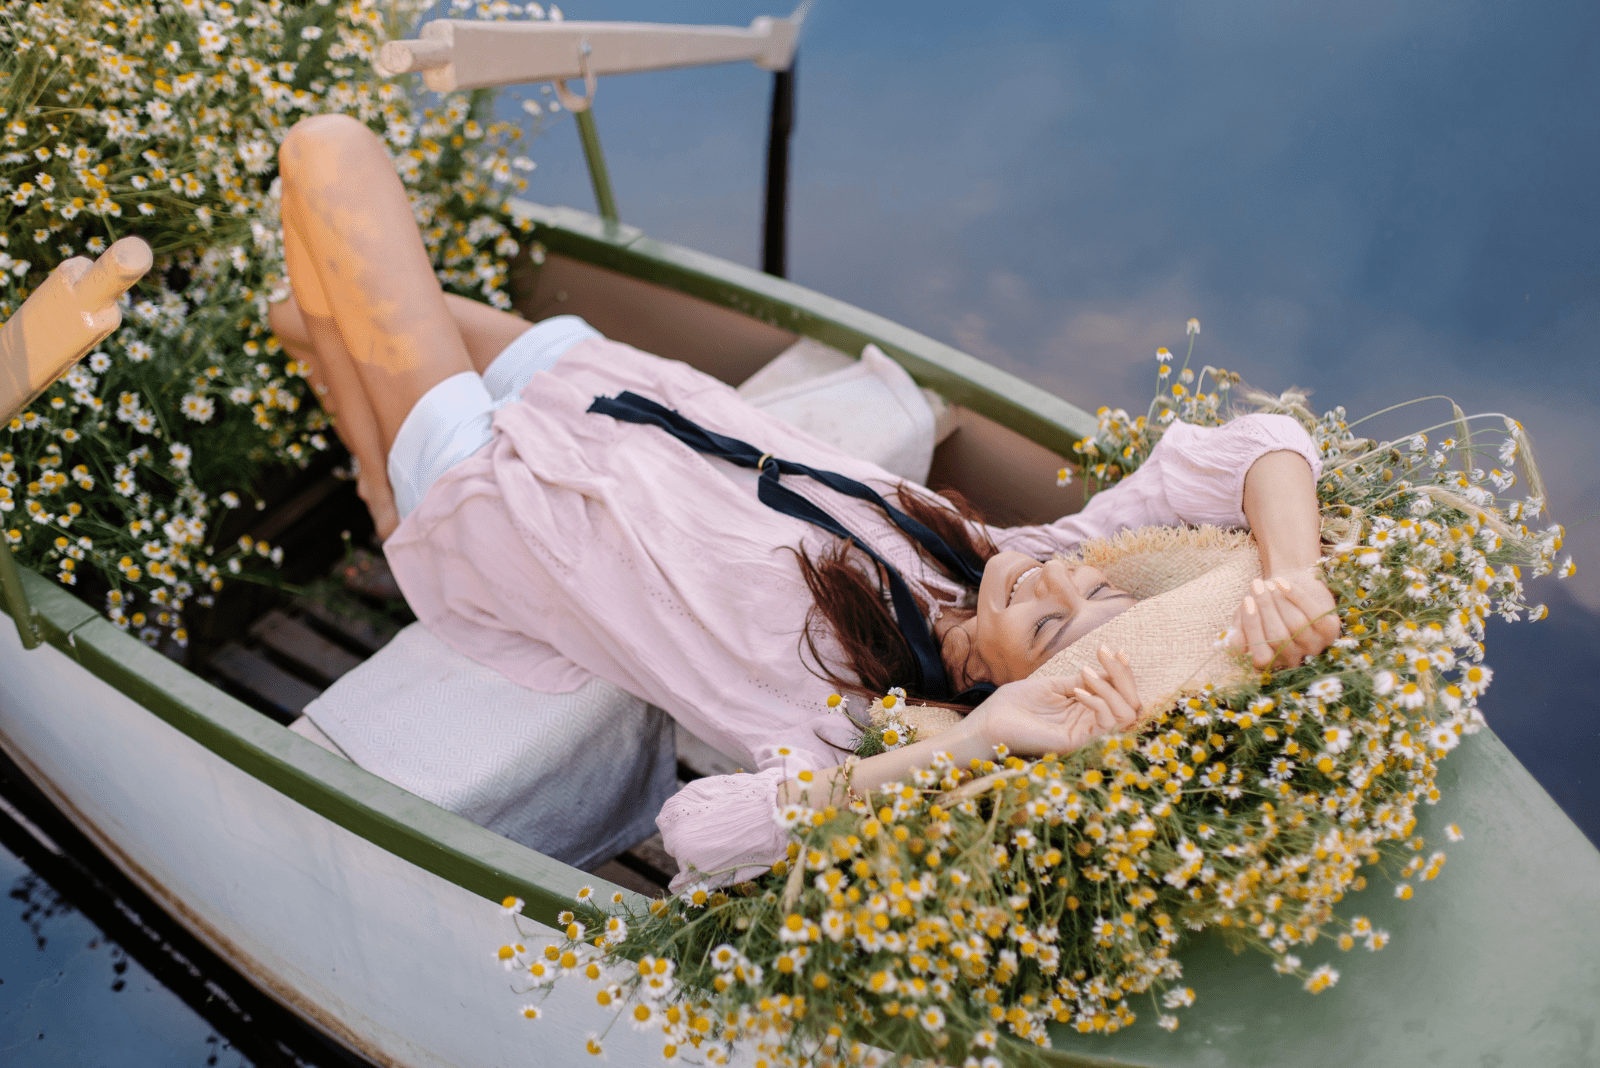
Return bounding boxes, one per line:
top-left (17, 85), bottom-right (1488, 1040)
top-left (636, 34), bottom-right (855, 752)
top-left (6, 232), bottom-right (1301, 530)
top-left (374, 5), bottom-right (808, 264)
top-left (373, 9), bottom-right (807, 94)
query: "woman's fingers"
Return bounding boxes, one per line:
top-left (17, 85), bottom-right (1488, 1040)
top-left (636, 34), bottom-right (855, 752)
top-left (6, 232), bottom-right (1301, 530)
top-left (1095, 646), bottom-right (1142, 710)
top-left (1073, 677), bottom-right (1118, 732)
top-left (1266, 589), bottom-right (1317, 668)
top-left (1093, 646), bottom-right (1143, 725)
top-left (1239, 592), bottom-right (1271, 668)
top-left (1251, 578), bottom-right (1295, 658)
top-left (1076, 664), bottom-right (1127, 732)
top-left (1082, 659), bottom-right (1140, 728)
top-left (1271, 575), bottom-right (1342, 651)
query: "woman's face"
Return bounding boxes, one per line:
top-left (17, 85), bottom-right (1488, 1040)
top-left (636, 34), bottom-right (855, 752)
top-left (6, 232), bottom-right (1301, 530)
top-left (946, 552), bottom-right (1138, 688)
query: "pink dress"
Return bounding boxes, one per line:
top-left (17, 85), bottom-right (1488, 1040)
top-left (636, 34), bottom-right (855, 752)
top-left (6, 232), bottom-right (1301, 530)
top-left (383, 337), bottom-right (1321, 889)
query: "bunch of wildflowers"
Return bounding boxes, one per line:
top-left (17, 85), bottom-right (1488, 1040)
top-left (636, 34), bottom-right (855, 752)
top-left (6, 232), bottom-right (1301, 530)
top-left (500, 322), bottom-right (1570, 1065)
top-left (1, 0), bottom-right (548, 644)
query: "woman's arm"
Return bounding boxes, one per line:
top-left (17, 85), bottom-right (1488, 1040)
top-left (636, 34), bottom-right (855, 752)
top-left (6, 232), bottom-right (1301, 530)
top-left (992, 413), bottom-right (1326, 560)
top-left (1228, 450), bottom-right (1341, 669)
top-left (778, 647), bottom-right (1141, 809)
top-left (661, 654), bottom-right (1140, 890)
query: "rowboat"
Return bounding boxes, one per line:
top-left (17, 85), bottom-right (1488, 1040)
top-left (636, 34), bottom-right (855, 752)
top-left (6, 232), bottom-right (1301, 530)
top-left (2, 12), bottom-right (1597, 1068)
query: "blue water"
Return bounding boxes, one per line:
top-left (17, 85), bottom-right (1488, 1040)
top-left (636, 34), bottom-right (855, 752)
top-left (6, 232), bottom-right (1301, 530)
top-left (4, 0), bottom-right (1597, 1061)
top-left (0, 842), bottom-right (247, 1067)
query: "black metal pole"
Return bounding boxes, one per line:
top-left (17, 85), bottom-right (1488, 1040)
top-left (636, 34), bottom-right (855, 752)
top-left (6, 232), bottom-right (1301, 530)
top-left (761, 59), bottom-right (796, 278)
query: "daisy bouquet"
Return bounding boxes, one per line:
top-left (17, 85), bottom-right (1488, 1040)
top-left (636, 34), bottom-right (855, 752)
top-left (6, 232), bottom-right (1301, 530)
top-left (498, 323), bottom-right (1570, 1067)
top-left (0, 0), bottom-right (547, 646)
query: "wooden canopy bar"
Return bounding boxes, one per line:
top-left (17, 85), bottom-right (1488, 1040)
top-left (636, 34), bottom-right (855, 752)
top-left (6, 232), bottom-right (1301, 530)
top-left (375, 9), bottom-right (806, 94)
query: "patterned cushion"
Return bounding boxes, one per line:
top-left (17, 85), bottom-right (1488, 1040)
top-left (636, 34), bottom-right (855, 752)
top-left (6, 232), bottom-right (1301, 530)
top-left (300, 622), bottom-right (676, 870)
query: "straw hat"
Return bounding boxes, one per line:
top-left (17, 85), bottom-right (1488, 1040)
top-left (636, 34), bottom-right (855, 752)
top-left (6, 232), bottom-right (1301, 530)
top-left (886, 525), bottom-right (1263, 739)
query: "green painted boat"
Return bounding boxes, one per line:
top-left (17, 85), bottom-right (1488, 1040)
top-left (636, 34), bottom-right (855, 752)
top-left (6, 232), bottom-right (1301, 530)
top-left (2, 12), bottom-right (1597, 1068)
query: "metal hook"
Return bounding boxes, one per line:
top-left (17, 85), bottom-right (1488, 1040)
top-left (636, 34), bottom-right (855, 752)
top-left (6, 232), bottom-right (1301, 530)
top-left (552, 38), bottom-right (596, 113)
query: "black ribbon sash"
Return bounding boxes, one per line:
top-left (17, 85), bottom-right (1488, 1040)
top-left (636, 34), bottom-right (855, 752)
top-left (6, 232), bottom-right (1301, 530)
top-left (588, 390), bottom-right (997, 704)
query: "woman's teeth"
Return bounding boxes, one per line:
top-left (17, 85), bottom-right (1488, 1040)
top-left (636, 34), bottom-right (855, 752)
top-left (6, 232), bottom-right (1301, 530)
top-left (1009, 566), bottom-right (1041, 605)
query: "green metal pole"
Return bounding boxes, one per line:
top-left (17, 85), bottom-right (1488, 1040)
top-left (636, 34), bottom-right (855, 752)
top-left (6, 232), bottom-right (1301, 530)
top-left (0, 543), bottom-right (40, 650)
top-left (573, 108), bottom-right (618, 224)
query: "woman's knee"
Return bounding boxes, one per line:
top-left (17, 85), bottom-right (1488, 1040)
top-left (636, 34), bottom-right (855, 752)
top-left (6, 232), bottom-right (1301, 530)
top-left (278, 113), bottom-right (386, 188)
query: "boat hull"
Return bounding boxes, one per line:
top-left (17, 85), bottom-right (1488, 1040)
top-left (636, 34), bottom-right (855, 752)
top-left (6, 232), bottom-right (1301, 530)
top-left (0, 609), bottom-right (692, 1067)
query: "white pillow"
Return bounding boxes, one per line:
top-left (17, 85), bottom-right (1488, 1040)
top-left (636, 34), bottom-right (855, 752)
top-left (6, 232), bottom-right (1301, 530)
top-left (298, 622), bottom-right (676, 870)
top-left (738, 338), bottom-right (950, 485)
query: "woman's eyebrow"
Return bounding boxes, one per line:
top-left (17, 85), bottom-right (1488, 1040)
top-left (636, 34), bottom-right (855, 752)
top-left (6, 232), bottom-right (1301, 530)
top-left (1041, 591), bottom-right (1138, 657)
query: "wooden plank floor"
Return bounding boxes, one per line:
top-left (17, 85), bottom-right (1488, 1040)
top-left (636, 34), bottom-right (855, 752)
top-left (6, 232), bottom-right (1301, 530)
top-left (203, 546), bottom-right (739, 897)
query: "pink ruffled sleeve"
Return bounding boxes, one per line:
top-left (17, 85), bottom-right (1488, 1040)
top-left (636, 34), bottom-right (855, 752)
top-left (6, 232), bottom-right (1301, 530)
top-left (657, 723), bottom-right (853, 893)
top-left (656, 767), bottom-right (793, 892)
top-left (995, 413), bottom-right (1322, 558)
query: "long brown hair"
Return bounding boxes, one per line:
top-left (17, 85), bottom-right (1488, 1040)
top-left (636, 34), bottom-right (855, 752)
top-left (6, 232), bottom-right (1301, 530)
top-left (792, 485), bottom-right (999, 702)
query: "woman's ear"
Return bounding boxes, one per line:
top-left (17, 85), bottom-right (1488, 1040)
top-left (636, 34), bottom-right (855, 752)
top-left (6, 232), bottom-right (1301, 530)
top-left (941, 618), bottom-right (989, 697)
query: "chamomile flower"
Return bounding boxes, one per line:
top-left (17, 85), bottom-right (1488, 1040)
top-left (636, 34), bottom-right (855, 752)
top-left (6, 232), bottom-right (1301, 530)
top-left (1302, 964), bottom-right (1340, 993)
top-left (775, 804), bottom-right (808, 829)
top-left (1321, 726), bottom-right (1352, 754)
top-left (179, 394), bottom-right (215, 422)
top-left (1306, 677), bottom-right (1344, 702)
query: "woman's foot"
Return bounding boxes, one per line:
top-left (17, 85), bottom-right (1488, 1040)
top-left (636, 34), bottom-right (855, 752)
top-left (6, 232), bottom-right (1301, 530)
top-left (351, 458), bottom-right (400, 540)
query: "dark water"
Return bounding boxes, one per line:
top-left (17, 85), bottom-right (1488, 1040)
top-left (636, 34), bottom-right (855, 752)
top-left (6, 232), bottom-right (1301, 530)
top-left (5, 0), bottom-right (1598, 1061)
top-left (0, 752), bottom-right (362, 1067)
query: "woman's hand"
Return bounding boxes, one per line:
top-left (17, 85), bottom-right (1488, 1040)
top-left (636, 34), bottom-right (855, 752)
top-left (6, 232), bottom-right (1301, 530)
top-left (971, 645), bottom-right (1142, 757)
top-left (782, 648), bottom-right (1141, 809)
top-left (1227, 569), bottom-right (1340, 670)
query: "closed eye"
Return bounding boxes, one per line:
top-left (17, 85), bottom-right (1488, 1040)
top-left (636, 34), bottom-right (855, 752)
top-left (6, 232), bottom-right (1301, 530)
top-left (1035, 583), bottom-right (1133, 651)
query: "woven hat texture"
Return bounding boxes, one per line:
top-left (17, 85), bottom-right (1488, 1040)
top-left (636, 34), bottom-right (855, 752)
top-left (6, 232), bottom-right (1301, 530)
top-left (887, 526), bottom-right (1261, 739)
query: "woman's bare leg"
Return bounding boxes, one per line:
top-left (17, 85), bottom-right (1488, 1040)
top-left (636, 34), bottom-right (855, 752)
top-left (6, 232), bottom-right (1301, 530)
top-left (275, 112), bottom-right (476, 537)
top-left (270, 289), bottom-right (532, 379)
top-left (273, 202), bottom-right (400, 536)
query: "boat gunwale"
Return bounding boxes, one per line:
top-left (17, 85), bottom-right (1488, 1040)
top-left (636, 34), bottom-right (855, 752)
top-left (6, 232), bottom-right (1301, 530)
top-left (506, 198), bottom-right (1100, 453)
top-left (0, 201), bottom-right (1098, 927)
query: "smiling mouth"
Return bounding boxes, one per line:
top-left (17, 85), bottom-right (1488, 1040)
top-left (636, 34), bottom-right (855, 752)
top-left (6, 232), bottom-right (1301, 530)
top-left (1008, 565), bottom-right (1042, 606)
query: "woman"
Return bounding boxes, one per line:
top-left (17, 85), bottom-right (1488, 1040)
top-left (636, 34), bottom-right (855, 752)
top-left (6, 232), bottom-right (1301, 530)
top-left (267, 114), bottom-right (1339, 889)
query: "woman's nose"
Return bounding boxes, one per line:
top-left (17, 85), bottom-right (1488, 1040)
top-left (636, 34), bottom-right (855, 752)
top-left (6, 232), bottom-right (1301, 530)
top-left (1035, 560), bottom-right (1078, 602)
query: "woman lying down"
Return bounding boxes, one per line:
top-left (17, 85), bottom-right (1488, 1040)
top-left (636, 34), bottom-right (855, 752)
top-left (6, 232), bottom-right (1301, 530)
top-left (267, 114), bottom-right (1340, 892)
